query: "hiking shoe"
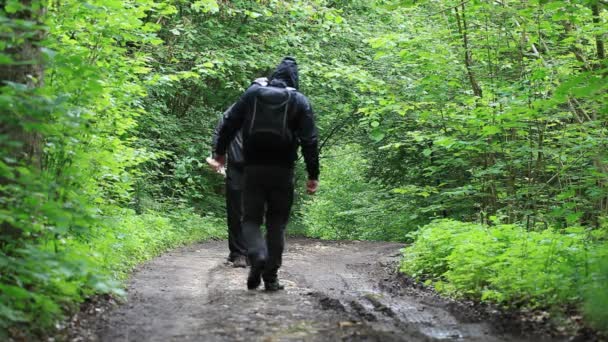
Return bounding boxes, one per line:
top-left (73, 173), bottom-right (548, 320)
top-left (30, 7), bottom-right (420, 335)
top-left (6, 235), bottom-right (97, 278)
top-left (247, 266), bottom-right (263, 290)
top-left (227, 254), bottom-right (237, 262)
top-left (232, 255), bottom-right (247, 268)
top-left (264, 279), bottom-right (285, 292)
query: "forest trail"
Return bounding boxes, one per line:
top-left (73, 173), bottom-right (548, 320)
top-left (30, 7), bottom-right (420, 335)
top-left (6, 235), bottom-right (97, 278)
top-left (74, 238), bottom-right (543, 342)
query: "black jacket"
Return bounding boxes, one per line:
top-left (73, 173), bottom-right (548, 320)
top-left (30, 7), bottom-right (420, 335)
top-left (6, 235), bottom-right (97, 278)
top-left (212, 106), bottom-right (244, 169)
top-left (214, 58), bottom-right (319, 180)
top-left (212, 78), bottom-right (268, 169)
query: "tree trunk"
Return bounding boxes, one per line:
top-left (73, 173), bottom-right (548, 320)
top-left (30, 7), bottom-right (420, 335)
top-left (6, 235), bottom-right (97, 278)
top-left (0, 1), bottom-right (45, 167)
top-left (592, 3), bottom-right (605, 63)
top-left (0, 1), bottom-right (46, 241)
top-left (454, 4), bottom-right (483, 98)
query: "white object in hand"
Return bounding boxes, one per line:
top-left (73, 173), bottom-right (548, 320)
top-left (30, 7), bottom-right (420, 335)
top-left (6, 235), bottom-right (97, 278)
top-left (205, 157), bottom-right (226, 177)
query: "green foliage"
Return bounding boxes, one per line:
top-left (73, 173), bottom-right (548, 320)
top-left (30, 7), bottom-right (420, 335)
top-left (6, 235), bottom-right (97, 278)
top-left (135, 0), bottom-right (385, 210)
top-left (362, 0), bottom-right (608, 228)
top-left (401, 219), bottom-right (607, 313)
top-left (1, 0), bottom-right (390, 335)
top-left (87, 208), bottom-right (226, 282)
top-left (2, 0), bottom-right (607, 336)
top-left (1, 0), bottom-right (226, 337)
top-left (300, 144), bottom-right (412, 241)
top-left (583, 257), bottom-right (608, 332)
top-left (0, 207), bottom-right (225, 336)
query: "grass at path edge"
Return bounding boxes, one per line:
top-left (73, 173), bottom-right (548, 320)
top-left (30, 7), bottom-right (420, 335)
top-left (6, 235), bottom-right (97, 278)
top-left (2, 207), bottom-right (227, 339)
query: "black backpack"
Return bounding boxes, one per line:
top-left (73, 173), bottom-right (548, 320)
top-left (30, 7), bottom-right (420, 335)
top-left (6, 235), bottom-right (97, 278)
top-left (246, 86), bottom-right (294, 154)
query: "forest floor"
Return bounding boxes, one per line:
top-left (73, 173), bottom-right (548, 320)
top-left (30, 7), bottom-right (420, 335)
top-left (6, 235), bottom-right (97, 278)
top-left (61, 238), bottom-right (572, 342)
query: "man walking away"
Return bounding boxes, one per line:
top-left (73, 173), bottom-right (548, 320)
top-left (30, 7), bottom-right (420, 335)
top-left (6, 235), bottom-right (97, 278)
top-left (213, 57), bottom-right (319, 291)
top-left (211, 78), bottom-right (268, 268)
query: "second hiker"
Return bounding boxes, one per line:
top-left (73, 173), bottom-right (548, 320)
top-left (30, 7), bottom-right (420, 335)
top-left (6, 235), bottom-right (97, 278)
top-left (212, 77), bottom-right (268, 268)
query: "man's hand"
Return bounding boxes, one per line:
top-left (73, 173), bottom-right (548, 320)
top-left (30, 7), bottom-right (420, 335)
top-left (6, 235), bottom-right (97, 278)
top-left (206, 155), bottom-right (225, 173)
top-left (306, 179), bottom-right (319, 195)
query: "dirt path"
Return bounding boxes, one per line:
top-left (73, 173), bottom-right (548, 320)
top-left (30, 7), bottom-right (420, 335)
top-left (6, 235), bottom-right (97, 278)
top-left (74, 238), bottom-right (547, 341)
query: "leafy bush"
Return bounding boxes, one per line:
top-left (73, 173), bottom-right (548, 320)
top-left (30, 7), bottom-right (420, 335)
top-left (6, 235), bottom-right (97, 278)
top-left (300, 144), bottom-right (413, 241)
top-left (583, 257), bottom-right (608, 333)
top-left (401, 219), bottom-right (608, 313)
top-left (0, 208), bottom-right (225, 337)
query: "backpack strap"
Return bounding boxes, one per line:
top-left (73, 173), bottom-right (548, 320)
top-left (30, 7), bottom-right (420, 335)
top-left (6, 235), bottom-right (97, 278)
top-left (281, 91), bottom-right (291, 137)
top-left (250, 97), bottom-right (258, 134)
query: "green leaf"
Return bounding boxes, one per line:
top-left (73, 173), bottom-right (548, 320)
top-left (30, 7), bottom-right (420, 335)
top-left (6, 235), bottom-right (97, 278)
top-left (370, 128), bottom-right (385, 142)
top-left (4, 0), bottom-right (24, 14)
top-left (0, 302), bottom-right (27, 322)
top-left (0, 54), bottom-right (13, 64)
top-left (191, 0), bottom-right (219, 13)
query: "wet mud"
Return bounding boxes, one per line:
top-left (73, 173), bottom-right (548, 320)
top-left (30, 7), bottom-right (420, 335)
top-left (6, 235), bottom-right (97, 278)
top-left (64, 238), bottom-right (563, 341)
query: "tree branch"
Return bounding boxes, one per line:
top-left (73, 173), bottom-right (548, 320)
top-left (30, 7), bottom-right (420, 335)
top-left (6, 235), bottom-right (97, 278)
top-left (454, 4), bottom-right (483, 97)
top-left (429, 0), bottom-right (472, 16)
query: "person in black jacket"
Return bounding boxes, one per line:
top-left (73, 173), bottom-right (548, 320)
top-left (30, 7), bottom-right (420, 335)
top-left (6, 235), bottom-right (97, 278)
top-left (212, 57), bottom-right (319, 291)
top-left (212, 78), bottom-right (268, 268)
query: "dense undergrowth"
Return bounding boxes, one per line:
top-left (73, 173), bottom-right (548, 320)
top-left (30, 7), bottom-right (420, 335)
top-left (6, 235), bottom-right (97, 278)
top-left (298, 0), bottom-right (608, 334)
top-left (1, 0), bottom-right (387, 337)
top-left (301, 144), bottom-right (410, 242)
top-left (302, 146), bottom-right (608, 332)
top-left (1, 0), bottom-right (230, 337)
top-left (401, 220), bottom-right (608, 331)
top-left (1, 207), bottom-right (224, 337)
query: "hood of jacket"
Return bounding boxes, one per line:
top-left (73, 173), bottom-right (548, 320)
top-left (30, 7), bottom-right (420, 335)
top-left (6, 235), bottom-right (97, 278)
top-left (269, 57), bottom-right (299, 90)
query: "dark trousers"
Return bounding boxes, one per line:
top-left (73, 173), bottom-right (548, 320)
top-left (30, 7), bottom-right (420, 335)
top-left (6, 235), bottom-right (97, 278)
top-left (242, 165), bottom-right (294, 282)
top-left (226, 166), bottom-right (247, 260)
